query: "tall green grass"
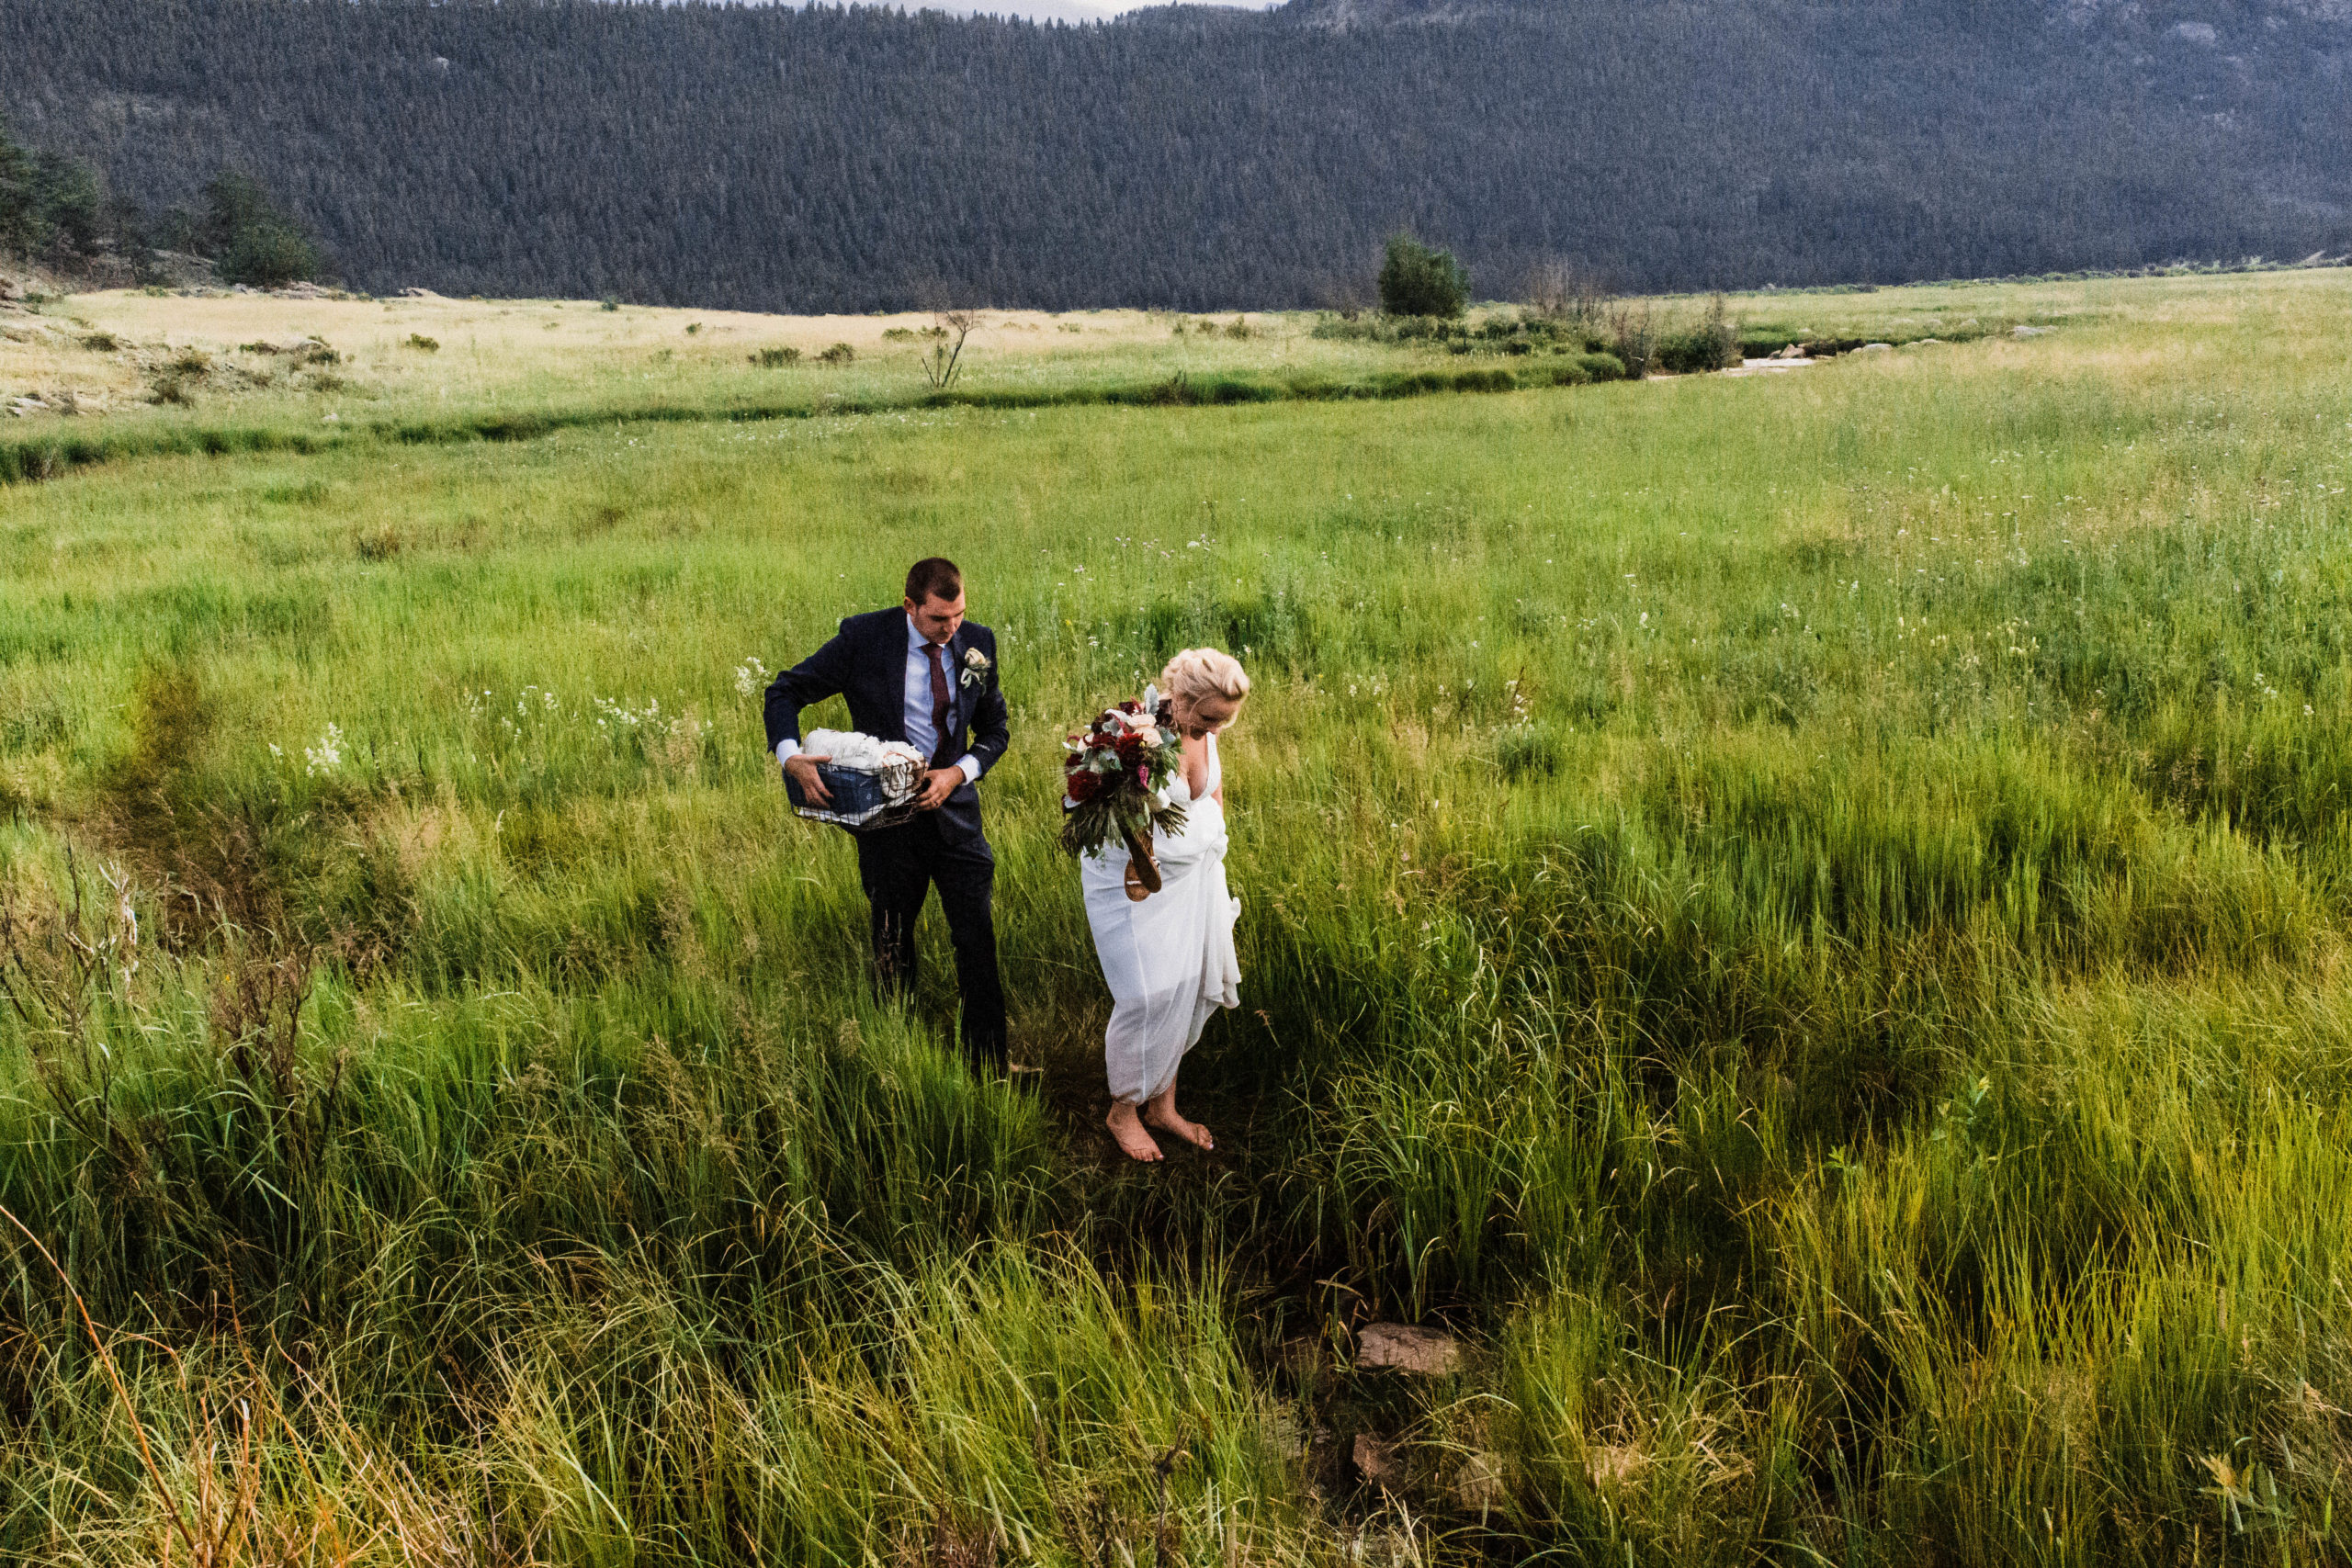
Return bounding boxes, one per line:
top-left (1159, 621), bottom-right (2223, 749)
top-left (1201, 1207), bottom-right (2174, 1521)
top-left (4, 269), bottom-right (2352, 1562)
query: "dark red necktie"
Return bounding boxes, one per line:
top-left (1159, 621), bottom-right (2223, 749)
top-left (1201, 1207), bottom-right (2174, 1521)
top-left (925, 642), bottom-right (954, 765)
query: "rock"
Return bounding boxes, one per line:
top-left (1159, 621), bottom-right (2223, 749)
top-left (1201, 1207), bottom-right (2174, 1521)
top-left (2013, 324), bottom-right (2052, 338)
top-left (1355, 1322), bottom-right (1461, 1375)
top-left (1352, 1431), bottom-right (1401, 1488)
top-left (1452, 1450), bottom-right (1506, 1513)
top-left (1773, 341), bottom-right (1805, 359)
top-left (397, 287), bottom-right (439, 299)
top-left (1855, 342), bottom-right (1893, 353)
top-left (2173, 20), bottom-right (2217, 44)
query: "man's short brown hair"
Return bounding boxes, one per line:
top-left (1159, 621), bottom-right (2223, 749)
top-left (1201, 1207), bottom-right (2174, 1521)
top-left (905, 557), bottom-right (963, 604)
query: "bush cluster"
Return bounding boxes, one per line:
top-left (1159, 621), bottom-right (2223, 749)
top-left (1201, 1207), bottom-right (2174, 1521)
top-left (1653, 295), bottom-right (1740, 373)
top-left (195, 171), bottom-right (331, 288)
top-left (1376, 235), bottom-right (1470, 319)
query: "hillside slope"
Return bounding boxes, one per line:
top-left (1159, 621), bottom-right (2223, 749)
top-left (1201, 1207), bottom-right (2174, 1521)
top-left (3, 0), bottom-right (2348, 310)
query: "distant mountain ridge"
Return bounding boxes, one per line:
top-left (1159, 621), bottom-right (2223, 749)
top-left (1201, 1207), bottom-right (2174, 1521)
top-left (2, 0), bottom-right (2346, 310)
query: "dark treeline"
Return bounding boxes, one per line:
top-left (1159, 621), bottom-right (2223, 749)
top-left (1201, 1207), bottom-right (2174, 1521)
top-left (2, 0), bottom-right (2348, 310)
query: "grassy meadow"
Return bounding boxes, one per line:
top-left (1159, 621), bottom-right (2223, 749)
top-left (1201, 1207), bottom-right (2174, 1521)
top-left (3, 267), bottom-right (2352, 1562)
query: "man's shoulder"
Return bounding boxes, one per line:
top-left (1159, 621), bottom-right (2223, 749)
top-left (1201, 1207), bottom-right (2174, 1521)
top-left (838, 607), bottom-right (903, 639)
top-left (961, 620), bottom-right (996, 650)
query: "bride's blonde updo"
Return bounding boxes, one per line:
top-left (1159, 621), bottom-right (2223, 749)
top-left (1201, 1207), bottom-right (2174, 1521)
top-left (1160, 648), bottom-right (1250, 729)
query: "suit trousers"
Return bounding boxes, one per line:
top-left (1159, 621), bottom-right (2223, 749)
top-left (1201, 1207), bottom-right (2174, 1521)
top-left (854, 812), bottom-right (1009, 1068)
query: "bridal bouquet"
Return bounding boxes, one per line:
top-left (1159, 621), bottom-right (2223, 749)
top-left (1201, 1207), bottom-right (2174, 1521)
top-left (1061, 690), bottom-right (1189, 890)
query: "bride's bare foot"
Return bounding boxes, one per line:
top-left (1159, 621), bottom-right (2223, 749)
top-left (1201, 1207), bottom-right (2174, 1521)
top-left (1107, 1101), bottom-right (1163, 1163)
top-left (1143, 1091), bottom-right (1214, 1151)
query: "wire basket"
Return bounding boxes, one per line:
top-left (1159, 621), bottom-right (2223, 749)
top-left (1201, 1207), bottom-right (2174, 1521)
top-left (789, 752), bottom-right (927, 831)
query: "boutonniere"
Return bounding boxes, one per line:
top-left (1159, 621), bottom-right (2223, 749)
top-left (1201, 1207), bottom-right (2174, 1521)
top-left (959, 647), bottom-right (991, 690)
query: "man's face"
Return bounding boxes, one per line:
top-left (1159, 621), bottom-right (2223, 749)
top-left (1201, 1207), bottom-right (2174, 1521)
top-left (906, 590), bottom-right (966, 646)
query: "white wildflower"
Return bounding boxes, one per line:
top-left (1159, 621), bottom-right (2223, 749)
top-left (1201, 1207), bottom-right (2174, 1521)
top-left (303, 723), bottom-right (344, 777)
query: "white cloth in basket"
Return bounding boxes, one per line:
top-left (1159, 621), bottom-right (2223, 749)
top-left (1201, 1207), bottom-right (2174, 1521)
top-left (805, 729), bottom-right (927, 779)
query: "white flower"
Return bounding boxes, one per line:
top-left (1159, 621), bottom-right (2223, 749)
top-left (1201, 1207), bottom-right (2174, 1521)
top-left (959, 647), bottom-right (991, 689)
top-left (303, 723), bottom-right (344, 777)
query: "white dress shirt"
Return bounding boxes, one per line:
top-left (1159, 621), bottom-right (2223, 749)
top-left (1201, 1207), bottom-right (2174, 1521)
top-left (776, 615), bottom-right (981, 783)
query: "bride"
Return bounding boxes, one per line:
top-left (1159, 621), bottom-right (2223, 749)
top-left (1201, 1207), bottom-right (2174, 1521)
top-left (1080, 648), bottom-right (1250, 1162)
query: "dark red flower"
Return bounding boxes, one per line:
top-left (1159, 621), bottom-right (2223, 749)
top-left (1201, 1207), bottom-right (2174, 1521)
top-left (1067, 770), bottom-right (1101, 803)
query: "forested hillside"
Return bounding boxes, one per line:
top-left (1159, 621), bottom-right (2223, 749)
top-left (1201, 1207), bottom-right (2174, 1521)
top-left (3, 0), bottom-right (2349, 310)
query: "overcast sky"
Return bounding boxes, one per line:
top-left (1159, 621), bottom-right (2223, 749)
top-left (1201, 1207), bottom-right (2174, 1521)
top-left (821, 0), bottom-right (1284, 21)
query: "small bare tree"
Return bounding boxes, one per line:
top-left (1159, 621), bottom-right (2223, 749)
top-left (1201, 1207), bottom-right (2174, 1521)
top-left (1525, 258), bottom-right (1610, 329)
top-left (921, 310), bottom-right (976, 389)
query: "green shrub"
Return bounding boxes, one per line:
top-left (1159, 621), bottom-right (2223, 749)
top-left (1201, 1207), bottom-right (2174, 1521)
top-left (405, 333), bottom-right (439, 352)
top-left (198, 171), bottom-right (330, 288)
top-left (882, 327), bottom-right (916, 341)
top-left (218, 223), bottom-right (326, 288)
top-left (750, 346), bottom-right (801, 367)
top-left (600, 296), bottom-right (619, 311)
top-left (1655, 296), bottom-right (1740, 374)
top-left (817, 342), bottom-right (855, 366)
top-left (1378, 234), bottom-right (1470, 319)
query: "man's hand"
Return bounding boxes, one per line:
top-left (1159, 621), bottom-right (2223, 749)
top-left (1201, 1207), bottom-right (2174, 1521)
top-left (915, 767), bottom-right (963, 811)
top-left (784, 751), bottom-right (834, 805)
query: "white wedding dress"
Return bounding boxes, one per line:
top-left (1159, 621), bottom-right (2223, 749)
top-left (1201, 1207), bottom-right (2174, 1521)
top-left (1081, 734), bottom-right (1241, 1105)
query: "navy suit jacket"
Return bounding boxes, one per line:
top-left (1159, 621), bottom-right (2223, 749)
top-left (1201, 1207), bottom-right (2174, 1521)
top-left (763, 608), bottom-right (1010, 847)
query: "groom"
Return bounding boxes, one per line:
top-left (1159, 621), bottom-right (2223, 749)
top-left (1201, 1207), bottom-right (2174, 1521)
top-left (765, 558), bottom-right (1012, 1071)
